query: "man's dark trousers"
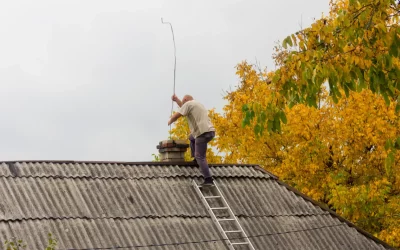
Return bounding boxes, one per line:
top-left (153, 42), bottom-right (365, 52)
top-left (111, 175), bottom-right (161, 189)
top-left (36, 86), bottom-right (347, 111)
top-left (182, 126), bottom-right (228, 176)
top-left (189, 131), bottom-right (215, 178)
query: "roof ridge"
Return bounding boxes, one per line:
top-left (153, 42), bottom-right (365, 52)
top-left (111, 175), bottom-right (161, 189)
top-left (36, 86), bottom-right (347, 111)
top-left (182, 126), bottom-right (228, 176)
top-left (0, 160), bottom-right (259, 168)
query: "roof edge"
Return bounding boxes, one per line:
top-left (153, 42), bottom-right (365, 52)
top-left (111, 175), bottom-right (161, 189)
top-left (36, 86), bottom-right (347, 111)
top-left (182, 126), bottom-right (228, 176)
top-left (252, 165), bottom-right (279, 180)
top-left (0, 160), bottom-right (270, 171)
top-left (275, 178), bottom-right (396, 250)
top-left (0, 160), bottom-right (254, 166)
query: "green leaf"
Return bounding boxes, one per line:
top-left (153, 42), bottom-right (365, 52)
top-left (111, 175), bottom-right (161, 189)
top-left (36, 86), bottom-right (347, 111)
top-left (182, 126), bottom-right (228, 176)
top-left (242, 114), bottom-right (250, 127)
top-left (385, 54), bottom-right (392, 68)
top-left (310, 95), bottom-right (318, 108)
top-left (389, 70), bottom-right (397, 81)
top-left (389, 34), bottom-right (399, 57)
top-left (378, 71), bottom-right (386, 87)
top-left (356, 69), bottom-right (366, 91)
top-left (328, 79), bottom-right (334, 95)
top-left (273, 118), bottom-right (281, 132)
top-left (385, 139), bottom-right (393, 150)
top-left (388, 151), bottom-right (394, 164)
top-left (242, 104), bottom-right (249, 112)
top-left (260, 125), bottom-right (264, 135)
top-left (250, 110), bottom-right (255, 120)
top-left (349, 80), bottom-right (356, 91)
top-left (385, 151), bottom-right (394, 176)
top-left (291, 34), bottom-right (297, 46)
top-left (260, 111), bottom-right (267, 123)
top-left (350, 70), bottom-right (357, 80)
top-left (344, 84), bottom-right (350, 97)
top-left (282, 38), bottom-right (288, 49)
top-left (254, 124), bottom-right (261, 136)
top-left (370, 72), bottom-right (377, 93)
top-left (280, 111), bottom-right (287, 124)
top-left (335, 85), bottom-right (342, 98)
top-left (267, 120), bottom-right (273, 132)
top-left (382, 92), bottom-right (390, 106)
top-left (272, 71), bottom-right (281, 82)
top-left (332, 94), bottom-right (339, 103)
top-left (287, 36), bottom-right (293, 47)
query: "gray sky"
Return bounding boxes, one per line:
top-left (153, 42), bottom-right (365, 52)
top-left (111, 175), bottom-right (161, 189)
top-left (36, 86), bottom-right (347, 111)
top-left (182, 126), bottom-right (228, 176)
top-left (0, 0), bottom-right (329, 161)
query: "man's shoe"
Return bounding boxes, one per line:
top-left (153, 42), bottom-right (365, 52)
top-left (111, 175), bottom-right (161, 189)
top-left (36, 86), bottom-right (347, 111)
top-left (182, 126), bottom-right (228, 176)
top-left (201, 177), bottom-right (214, 186)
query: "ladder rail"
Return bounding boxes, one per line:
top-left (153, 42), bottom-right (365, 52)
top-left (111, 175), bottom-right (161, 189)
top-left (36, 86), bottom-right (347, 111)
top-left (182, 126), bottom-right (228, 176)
top-left (213, 181), bottom-right (256, 250)
top-left (192, 180), bottom-right (256, 250)
top-left (192, 180), bottom-right (236, 250)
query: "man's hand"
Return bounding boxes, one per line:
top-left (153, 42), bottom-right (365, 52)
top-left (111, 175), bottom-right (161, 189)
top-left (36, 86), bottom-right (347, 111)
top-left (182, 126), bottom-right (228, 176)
top-left (168, 112), bottom-right (182, 126)
top-left (171, 94), bottom-right (183, 107)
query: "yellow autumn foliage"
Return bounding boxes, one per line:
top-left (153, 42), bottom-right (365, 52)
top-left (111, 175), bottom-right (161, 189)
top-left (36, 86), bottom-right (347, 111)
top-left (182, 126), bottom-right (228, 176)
top-left (171, 62), bottom-right (400, 247)
top-left (171, 0), bottom-right (400, 247)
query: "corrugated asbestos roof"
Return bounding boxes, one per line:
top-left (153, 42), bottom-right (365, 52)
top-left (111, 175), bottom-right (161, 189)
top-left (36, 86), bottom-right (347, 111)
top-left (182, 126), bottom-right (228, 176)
top-left (0, 161), bottom-right (394, 250)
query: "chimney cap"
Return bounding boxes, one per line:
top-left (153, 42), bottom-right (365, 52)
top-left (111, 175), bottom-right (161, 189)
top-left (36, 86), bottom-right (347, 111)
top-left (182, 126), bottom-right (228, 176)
top-left (157, 139), bottom-right (189, 162)
top-left (157, 140), bottom-right (189, 149)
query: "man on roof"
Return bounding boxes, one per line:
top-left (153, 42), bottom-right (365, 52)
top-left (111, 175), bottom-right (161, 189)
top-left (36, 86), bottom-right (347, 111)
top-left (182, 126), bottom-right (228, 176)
top-left (168, 94), bottom-right (216, 186)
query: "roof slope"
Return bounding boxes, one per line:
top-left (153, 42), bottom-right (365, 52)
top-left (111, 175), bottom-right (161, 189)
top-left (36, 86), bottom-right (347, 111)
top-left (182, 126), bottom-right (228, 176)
top-left (0, 161), bottom-right (394, 250)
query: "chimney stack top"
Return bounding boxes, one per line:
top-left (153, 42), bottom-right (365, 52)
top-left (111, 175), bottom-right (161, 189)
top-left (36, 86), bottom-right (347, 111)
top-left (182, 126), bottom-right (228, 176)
top-left (156, 140), bottom-right (189, 162)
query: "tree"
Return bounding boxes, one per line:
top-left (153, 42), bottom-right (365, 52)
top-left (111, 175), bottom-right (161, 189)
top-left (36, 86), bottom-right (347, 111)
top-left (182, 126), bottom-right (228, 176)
top-left (170, 0), bottom-right (400, 246)
top-left (171, 63), bottom-right (400, 247)
top-left (244, 0), bottom-right (400, 134)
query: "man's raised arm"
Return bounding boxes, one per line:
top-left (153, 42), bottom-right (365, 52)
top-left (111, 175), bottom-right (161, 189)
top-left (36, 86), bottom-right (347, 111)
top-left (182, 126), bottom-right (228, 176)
top-left (168, 112), bottom-right (182, 126)
top-left (172, 94), bottom-right (183, 107)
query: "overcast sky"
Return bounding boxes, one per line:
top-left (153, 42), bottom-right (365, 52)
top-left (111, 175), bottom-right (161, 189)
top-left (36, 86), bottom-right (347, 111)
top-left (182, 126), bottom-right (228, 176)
top-left (0, 0), bottom-right (329, 161)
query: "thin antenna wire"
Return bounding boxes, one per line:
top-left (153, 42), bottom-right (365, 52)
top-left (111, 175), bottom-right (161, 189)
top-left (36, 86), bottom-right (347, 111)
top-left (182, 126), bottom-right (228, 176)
top-left (161, 18), bottom-right (177, 136)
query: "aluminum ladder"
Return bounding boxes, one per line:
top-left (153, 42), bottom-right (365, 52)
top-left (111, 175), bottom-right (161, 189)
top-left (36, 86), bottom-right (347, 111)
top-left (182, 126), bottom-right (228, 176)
top-left (192, 180), bottom-right (256, 250)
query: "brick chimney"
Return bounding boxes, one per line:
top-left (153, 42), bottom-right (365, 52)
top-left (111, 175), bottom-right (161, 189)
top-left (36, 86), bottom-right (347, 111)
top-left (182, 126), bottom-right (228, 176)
top-left (156, 140), bottom-right (189, 162)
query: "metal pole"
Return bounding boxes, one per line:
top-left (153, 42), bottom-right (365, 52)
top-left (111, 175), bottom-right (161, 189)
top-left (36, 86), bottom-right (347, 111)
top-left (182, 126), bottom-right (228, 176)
top-left (161, 18), bottom-right (177, 136)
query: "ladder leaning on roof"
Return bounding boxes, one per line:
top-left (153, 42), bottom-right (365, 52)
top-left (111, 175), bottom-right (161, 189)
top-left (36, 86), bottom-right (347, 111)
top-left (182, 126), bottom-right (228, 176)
top-left (192, 180), bottom-right (256, 250)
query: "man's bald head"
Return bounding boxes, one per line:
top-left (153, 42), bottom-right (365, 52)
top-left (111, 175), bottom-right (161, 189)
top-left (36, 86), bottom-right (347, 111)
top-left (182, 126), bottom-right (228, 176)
top-left (182, 95), bottom-right (194, 104)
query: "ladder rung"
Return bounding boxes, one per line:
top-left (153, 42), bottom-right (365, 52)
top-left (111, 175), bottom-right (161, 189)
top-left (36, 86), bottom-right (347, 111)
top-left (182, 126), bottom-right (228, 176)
top-left (231, 242), bottom-right (249, 245)
top-left (217, 218), bottom-right (235, 221)
top-left (224, 230), bottom-right (242, 233)
top-left (204, 196), bottom-right (221, 199)
top-left (211, 207), bottom-right (228, 210)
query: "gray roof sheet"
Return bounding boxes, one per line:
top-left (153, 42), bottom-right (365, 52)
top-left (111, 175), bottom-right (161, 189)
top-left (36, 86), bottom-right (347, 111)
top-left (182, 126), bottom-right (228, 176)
top-left (239, 216), bottom-right (388, 250)
top-left (1, 218), bottom-right (226, 250)
top-left (0, 161), bottom-right (393, 250)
